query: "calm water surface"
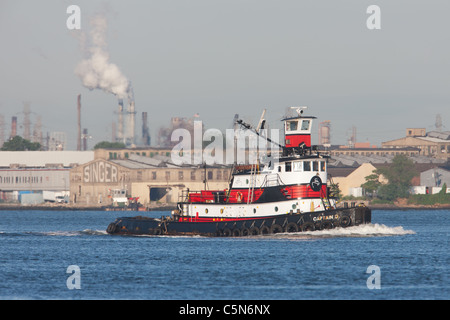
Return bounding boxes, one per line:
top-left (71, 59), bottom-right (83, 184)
top-left (0, 209), bottom-right (448, 300)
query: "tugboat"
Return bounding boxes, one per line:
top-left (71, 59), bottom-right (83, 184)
top-left (106, 107), bottom-right (371, 236)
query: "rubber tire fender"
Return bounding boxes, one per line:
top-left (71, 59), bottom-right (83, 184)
top-left (222, 228), bottom-right (232, 237)
top-left (241, 228), bottom-right (250, 237)
top-left (249, 226), bottom-right (259, 235)
top-left (285, 222), bottom-right (299, 233)
top-left (106, 223), bottom-right (117, 234)
top-left (322, 221), bottom-right (334, 230)
top-left (270, 224), bottom-right (283, 234)
top-left (301, 222), bottom-right (315, 232)
top-left (339, 216), bottom-right (351, 228)
top-left (232, 228), bottom-right (241, 237)
top-left (259, 225), bottom-right (270, 235)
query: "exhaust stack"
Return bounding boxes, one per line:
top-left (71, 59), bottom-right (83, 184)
top-left (77, 94), bottom-right (82, 151)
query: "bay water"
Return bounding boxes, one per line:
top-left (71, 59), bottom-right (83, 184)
top-left (0, 209), bottom-right (448, 300)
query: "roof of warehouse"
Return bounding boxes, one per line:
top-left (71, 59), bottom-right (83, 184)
top-left (110, 154), bottom-right (229, 169)
top-left (0, 151), bottom-right (94, 167)
top-left (329, 154), bottom-right (447, 167)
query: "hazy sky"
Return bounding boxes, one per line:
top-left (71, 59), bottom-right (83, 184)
top-left (1, 0), bottom-right (449, 149)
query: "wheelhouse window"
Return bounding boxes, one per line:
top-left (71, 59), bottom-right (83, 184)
top-left (285, 162), bottom-right (292, 172)
top-left (313, 161), bottom-right (319, 172)
top-left (286, 120), bottom-right (298, 131)
top-left (304, 161), bottom-right (311, 171)
top-left (301, 120), bottom-right (310, 130)
top-left (320, 161), bottom-right (326, 172)
top-left (293, 161), bottom-right (303, 172)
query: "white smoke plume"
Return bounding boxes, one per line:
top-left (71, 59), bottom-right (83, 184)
top-left (74, 14), bottom-right (131, 100)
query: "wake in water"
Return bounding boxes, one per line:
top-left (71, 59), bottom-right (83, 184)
top-left (272, 223), bottom-right (415, 240)
top-left (0, 229), bottom-right (108, 237)
top-left (1, 224), bottom-right (414, 239)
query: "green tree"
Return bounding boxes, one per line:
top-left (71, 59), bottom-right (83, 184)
top-left (361, 171), bottom-right (381, 197)
top-left (1, 136), bottom-right (41, 151)
top-left (328, 181), bottom-right (342, 201)
top-left (94, 141), bottom-right (126, 149)
top-left (376, 154), bottom-right (417, 200)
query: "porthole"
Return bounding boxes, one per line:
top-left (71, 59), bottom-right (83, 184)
top-left (292, 204), bottom-right (296, 209)
top-left (220, 209), bottom-right (224, 214)
top-left (205, 208), bottom-right (208, 214)
top-left (253, 208), bottom-right (256, 213)
top-left (275, 206), bottom-right (278, 212)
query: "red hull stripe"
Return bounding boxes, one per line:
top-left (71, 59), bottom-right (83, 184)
top-left (282, 185), bottom-right (327, 198)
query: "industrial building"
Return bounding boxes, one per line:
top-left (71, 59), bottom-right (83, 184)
top-left (0, 151), bottom-right (94, 204)
top-left (327, 151), bottom-right (449, 197)
top-left (420, 167), bottom-right (450, 191)
top-left (382, 128), bottom-right (450, 159)
top-left (94, 147), bottom-right (173, 161)
top-left (69, 154), bottom-right (231, 207)
top-left (330, 146), bottom-right (420, 158)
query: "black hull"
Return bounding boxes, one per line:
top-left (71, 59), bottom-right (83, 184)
top-left (106, 206), bottom-right (371, 237)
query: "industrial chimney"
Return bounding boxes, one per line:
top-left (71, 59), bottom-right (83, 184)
top-left (142, 112), bottom-right (150, 146)
top-left (82, 128), bottom-right (88, 151)
top-left (126, 87), bottom-right (136, 146)
top-left (127, 99), bottom-right (136, 145)
top-left (10, 116), bottom-right (17, 139)
top-left (117, 99), bottom-right (124, 143)
top-left (77, 94), bottom-right (82, 151)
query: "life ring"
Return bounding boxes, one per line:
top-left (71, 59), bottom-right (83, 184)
top-left (270, 224), bottom-right (283, 234)
top-left (339, 216), bottom-right (351, 228)
top-left (236, 191), bottom-right (243, 203)
top-left (285, 222), bottom-right (299, 233)
top-left (309, 176), bottom-right (322, 192)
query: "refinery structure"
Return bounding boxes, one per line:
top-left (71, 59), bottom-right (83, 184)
top-left (0, 107), bottom-right (449, 207)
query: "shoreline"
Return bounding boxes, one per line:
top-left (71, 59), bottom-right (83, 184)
top-left (0, 203), bottom-right (176, 212)
top-left (368, 203), bottom-right (450, 210)
top-left (0, 203), bottom-right (448, 212)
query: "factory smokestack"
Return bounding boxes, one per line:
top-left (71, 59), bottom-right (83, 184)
top-left (82, 128), bottom-right (88, 151)
top-left (142, 112), bottom-right (150, 146)
top-left (117, 99), bottom-right (124, 143)
top-left (74, 13), bottom-right (137, 147)
top-left (126, 86), bottom-right (136, 146)
top-left (77, 94), bottom-right (82, 151)
top-left (10, 116), bottom-right (17, 139)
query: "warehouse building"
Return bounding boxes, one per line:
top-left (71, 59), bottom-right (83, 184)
top-left (419, 167), bottom-right (450, 194)
top-left (382, 129), bottom-right (450, 159)
top-left (69, 154), bottom-right (231, 206)
top-left (0, 151), bottom-right (94, 204)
